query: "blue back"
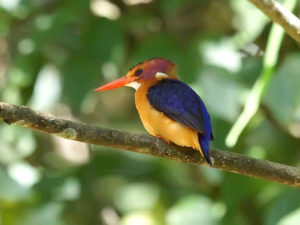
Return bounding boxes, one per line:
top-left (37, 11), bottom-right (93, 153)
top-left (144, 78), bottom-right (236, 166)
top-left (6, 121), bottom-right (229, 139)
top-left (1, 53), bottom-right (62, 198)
top-left (147, 79), bottom-right (213, 164)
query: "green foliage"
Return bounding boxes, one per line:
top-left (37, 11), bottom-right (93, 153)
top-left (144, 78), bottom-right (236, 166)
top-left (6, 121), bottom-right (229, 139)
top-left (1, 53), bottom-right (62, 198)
top-left (264, 54), bottom-right (300, 126)
top-left (0, 0), bottom-right (299, 225)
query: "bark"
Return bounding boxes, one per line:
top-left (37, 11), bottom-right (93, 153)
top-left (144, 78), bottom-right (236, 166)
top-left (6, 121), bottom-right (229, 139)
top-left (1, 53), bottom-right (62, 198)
top-left (248, 0), bottom-right (300, 43)
top-left (0, 102), bottom-right (299, 187)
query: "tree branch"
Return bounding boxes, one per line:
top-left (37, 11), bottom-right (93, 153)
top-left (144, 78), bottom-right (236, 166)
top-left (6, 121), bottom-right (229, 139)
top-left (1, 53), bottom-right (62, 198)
top-left (0, 102), bottom-right (299, 187)
top-left (247, 0), bottom-right (300, 43)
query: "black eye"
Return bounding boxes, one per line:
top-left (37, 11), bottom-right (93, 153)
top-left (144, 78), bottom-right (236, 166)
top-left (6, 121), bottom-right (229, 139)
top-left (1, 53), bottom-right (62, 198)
top-left (135, 68), bottom-right (143, 76)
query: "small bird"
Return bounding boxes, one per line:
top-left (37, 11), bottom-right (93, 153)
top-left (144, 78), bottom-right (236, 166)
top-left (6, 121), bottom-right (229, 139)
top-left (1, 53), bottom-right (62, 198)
top-left (96, 58), bottom-right (213, 165)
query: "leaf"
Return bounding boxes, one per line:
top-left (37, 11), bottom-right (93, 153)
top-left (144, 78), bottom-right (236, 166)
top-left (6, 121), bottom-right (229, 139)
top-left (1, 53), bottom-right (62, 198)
top-left (132, 34), bottom-right (201, 82)
top-left (166, 195), bottom-right (219, 225)
top-left (0, 168), bottom-right (29, 201)
top-left (277, 208), bottom-right (300, 225)
top-left (264, 189), bottom-right (300, 225)
top-left (199, 67), bottom-right (242, 122)
top-left (62, 19), bottom-right (125, 110)
top-left (264, 54), bottom-right (300, 126)
top-left (114, 182), bottom-right (160, 213)
top-left (17, 203), bottom-right (64, 225)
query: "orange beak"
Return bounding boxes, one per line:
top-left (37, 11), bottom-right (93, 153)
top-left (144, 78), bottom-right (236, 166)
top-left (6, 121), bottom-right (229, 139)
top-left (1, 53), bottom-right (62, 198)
top-left (95, 76), bottom-right (137, 91)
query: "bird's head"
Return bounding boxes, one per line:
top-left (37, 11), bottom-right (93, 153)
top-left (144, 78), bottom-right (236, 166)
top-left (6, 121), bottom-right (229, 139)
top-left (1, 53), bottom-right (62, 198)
top-left (95, 58), bottom-right (177, 91)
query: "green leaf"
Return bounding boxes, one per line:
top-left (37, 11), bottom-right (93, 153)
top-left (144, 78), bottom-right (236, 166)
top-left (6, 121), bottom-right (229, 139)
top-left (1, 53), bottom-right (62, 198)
top-left (277, 208), bottom-right (300, 225)
top-left (17, 203), bottom-right (65, 225)
top-left (264, 54), bottom-right (300, 126)
top-left (166, 195), bottom-right (219, 225)
top-left (264, 190), bottom-right (300, 225)
top-left (114, 182), bottom-right (160, 213)
top-left (0, 168), bottom-right (29, 201)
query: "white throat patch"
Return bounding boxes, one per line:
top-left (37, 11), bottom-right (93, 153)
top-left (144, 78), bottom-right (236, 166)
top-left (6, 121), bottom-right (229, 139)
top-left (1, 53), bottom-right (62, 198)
top-left (155, 72), bottom-right (169, 79)
top-left (125, 81), bottom-right (141, 90)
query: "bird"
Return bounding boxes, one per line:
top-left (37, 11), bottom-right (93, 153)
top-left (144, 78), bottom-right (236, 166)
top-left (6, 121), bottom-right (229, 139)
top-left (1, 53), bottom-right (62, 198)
top-left (95, 58), bottom-right (213, 165)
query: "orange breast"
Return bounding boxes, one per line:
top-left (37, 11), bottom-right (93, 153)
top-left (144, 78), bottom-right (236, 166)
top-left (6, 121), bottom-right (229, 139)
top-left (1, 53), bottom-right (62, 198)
top-left (135, 83), bottom-right (202, 153)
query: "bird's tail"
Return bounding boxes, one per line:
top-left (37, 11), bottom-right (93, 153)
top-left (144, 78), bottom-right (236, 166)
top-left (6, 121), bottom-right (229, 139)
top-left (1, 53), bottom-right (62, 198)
top-left (198, 133), bottom-right (212, 165)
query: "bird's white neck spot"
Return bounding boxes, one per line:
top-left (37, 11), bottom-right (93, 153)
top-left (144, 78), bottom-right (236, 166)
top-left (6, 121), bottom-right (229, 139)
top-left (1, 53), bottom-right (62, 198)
top-left (125, 81), bottom-right (141, 90)
top-left (155, 72), bottom-right (169, 79)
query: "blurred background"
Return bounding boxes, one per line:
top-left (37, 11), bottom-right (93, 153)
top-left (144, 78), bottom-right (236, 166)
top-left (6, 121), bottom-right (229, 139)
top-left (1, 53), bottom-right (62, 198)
top-left (0, 0), bottom-right (300, 224)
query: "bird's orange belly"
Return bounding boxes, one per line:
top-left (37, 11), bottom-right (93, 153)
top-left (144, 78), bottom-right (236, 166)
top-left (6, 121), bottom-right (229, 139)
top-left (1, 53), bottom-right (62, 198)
top-left (135, 95), bottom-right (201, 151)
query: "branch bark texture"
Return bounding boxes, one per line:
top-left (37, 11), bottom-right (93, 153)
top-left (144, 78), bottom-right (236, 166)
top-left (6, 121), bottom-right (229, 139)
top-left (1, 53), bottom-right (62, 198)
top-left (0, 102), bottom-right (299, 187)
top-left (248, 0), bottom-right (300, 43)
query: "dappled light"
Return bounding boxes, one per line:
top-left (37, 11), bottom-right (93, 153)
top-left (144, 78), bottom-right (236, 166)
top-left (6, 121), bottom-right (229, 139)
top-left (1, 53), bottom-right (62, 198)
top-left (0, 0), bottom-right (299, 225)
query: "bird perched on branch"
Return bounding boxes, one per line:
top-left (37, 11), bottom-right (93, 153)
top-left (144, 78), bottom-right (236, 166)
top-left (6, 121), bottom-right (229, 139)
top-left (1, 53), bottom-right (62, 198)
top-left (96, 58), bottom-right (213, 165)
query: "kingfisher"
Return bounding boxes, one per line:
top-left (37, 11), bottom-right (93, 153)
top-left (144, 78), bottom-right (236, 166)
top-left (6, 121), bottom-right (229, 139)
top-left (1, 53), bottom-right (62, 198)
top-left (96, 58), bottom-right (213, 165)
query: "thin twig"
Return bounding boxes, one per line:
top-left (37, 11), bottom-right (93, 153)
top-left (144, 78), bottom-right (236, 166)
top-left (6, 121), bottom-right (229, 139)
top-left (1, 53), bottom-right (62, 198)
top-left (248, 0), bottom-right (300, 43)
top-left (0, 102), bottom-right (299, 187)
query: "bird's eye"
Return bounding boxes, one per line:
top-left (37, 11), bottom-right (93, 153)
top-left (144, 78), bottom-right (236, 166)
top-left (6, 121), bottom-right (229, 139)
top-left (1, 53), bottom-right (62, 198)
top-left (135, 68), bottom-right (143, 76)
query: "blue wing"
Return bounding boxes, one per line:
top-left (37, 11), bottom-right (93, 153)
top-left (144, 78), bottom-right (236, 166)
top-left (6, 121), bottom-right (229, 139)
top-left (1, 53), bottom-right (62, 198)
top-left (147, 79), bottom-right (213, 164)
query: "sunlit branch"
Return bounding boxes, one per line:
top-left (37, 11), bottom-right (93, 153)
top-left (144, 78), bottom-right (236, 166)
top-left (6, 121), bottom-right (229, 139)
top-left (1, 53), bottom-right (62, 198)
top-left (247, 0), bottom-right (300, 43)
top-left (0, 102), bottom-right (299, 187)
top-left (226, 0), bottom-right (298, 147)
